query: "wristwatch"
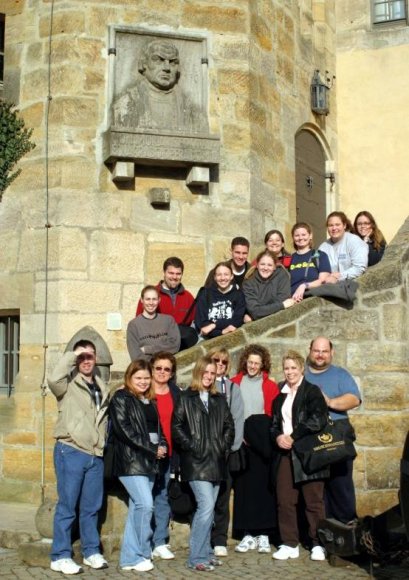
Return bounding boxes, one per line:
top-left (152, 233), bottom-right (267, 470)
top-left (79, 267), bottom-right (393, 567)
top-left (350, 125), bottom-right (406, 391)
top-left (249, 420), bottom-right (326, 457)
top-left (305, 282), bottom-right (310, 290)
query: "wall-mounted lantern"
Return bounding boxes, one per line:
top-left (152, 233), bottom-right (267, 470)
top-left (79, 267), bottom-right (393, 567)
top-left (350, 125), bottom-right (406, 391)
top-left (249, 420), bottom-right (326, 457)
top-left (310, 69), bottom-right (334, 116)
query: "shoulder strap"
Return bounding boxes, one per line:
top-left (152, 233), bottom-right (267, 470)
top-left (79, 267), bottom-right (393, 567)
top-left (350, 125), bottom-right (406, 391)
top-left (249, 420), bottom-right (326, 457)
top-left (311, 249), bottom-right (320, 271)
top-left (229, 381), bottom-right (234, 408)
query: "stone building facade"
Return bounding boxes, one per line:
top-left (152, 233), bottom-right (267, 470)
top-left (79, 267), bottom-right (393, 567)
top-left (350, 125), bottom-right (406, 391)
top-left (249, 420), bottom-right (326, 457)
top-left (336, 0), bottom-right (409, 242)
top-left (0, 0), bottom-right (408, 522)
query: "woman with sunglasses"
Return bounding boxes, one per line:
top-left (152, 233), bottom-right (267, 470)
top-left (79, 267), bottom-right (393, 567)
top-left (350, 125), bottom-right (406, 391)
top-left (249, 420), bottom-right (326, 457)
top-left (172, 356), bottom-right (235, 572)
top-left (149, 352), bottom-right (181, 561)
top-left (207, 347), bottom-right (245, 558)
top-left (109, 360), bottom-right (167, 573)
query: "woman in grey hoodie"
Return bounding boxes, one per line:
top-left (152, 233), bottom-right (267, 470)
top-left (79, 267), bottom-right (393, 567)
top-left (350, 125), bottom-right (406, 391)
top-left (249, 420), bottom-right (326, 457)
top-left (243, 250), bottom-right (294, 322)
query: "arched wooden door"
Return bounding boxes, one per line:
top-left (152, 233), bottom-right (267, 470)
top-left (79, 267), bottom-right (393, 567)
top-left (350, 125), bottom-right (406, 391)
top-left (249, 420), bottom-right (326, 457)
top-left (295, 130), bottom-right (327, 245)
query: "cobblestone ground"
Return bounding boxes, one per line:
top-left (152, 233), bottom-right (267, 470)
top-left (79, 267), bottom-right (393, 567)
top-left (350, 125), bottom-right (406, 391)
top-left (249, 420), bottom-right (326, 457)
top-left (2, 546), bottom-right (409, 580)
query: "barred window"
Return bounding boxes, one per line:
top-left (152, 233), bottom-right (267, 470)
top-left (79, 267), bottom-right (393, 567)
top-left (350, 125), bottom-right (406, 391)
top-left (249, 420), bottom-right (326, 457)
top-left (0, 311), bottom-right (20, 396)
top-left (373, 0), bottom-right (407, 23)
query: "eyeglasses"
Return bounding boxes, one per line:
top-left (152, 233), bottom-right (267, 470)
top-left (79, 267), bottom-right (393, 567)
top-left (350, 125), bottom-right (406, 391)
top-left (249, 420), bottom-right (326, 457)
top-left (212, 358), bottom-right (228, 365)
top-left (153, 366), bottom-right (172, 373)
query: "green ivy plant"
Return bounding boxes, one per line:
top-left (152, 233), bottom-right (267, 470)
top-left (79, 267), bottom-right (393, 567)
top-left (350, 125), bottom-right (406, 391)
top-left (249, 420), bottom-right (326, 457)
top-left (0, 100), bottom-right (36, 201)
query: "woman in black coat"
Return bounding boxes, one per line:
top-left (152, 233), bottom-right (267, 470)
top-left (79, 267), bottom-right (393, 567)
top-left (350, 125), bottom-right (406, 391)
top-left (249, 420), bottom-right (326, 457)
top-left (172, 355), bottom-right (234, 572)
top-left (271, 350), bottom-right (328, 562)
top-left (109, 360), bottom-right (167, 573)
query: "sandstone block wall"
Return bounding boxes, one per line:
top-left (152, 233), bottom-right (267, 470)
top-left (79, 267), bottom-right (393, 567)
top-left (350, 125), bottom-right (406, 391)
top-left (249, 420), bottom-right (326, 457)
top-left (0, 0), bottom-right (337, 374)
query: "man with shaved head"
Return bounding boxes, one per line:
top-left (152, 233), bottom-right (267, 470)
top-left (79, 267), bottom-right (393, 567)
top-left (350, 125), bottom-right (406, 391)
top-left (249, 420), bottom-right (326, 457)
top-left (305, 336), bottom-right (361, 524)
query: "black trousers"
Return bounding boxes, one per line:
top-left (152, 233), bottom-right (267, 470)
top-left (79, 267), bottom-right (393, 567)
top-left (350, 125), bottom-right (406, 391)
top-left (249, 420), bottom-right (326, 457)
top-left (325, 459), bottom-right (357, 523)
top-left (211, 469), bottom-right (233, 547)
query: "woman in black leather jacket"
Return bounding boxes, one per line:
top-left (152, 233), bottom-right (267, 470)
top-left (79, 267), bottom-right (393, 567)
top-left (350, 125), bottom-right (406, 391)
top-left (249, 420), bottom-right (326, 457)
top-left (110, 360), bottom-right (166, 573)
top-left (172, 355), bottom-right (234, 572)
top-left (270, 350), bottom-right (328, 563)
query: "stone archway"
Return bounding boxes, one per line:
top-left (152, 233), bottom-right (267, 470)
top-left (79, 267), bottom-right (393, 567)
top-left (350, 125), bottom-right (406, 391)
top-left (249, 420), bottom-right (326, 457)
top-left (295, 127), bottom-right (332, 245)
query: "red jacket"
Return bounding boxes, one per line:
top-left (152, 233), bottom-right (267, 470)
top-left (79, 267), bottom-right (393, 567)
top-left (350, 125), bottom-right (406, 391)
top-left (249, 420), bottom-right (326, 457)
top-left (231, 371), bottom-right (279, 416)
top-left (136, 282), bottom-right (196, 325)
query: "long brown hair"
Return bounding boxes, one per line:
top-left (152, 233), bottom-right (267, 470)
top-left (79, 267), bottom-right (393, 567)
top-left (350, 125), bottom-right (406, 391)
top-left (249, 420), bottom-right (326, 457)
top-left (190, 355), bottom-right (217, 394)
top-left (353, 210), bottom-right (386, 251)
top-left (123, 359), bottom-right (155, 400)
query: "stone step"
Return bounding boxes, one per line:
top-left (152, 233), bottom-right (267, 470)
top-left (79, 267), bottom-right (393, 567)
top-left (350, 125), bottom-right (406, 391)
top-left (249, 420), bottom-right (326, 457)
top-left (0, 502), bottom-right (40, 549)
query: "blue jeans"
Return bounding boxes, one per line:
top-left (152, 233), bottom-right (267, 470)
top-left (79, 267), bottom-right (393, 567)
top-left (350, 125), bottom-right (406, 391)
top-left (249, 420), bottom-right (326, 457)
top-left (152, 458), bottom-right (171, 548)
top-left (51, 441), bottom-right (104, 561)
top-left (188, 481), bottom-right (220, 566)
top-left (119, 475), bottom-right (155, 567)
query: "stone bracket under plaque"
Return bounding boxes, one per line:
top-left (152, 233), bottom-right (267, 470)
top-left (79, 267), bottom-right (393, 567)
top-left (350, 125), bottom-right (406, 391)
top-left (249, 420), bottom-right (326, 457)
top-left (104, 27), bottom-right (220, 186)
top-left (186, 166), bottom-right (210, 186)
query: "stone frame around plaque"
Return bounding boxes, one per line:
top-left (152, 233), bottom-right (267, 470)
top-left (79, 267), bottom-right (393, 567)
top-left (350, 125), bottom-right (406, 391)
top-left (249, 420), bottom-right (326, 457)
top-left (103, 26), bottom-right (220, 178)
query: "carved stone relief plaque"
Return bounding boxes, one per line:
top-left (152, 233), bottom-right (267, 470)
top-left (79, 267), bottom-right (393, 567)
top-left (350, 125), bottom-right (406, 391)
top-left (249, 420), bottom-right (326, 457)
top-left (103, 27), bottom-right (220, 174)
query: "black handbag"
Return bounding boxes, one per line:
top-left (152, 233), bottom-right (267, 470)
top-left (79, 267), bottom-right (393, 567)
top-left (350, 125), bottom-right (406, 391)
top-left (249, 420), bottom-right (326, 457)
top-left (167, 472), bottom-right (196, 522)
top-left (293, 418), bottom-right (357, 475)
top-left (228, 444), bottom-right (248, 472)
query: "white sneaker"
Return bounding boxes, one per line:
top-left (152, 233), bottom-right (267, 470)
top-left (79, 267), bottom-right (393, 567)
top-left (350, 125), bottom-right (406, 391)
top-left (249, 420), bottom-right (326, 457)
top-left (311, 545), bottom-right (326, 561)
top-left (214, 545), bottom-right (228, 557)
top-left (272, 545), bottom-right (300, 560)
top-left (50, 558), bottom-right (83, 574)
top-left (235, 535), bottom-right (258, 553)
top-left (83, 553), bottom-right (108, 569)
top-left (152, 544), bottom-right (175, 560)
top-left (257, 535), bottom-right (271, 553)
top-left (122, 559), bottom-right (154, 572)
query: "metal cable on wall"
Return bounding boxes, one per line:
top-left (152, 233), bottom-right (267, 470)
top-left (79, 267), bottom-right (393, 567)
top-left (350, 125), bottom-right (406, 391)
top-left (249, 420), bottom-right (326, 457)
top-left (40, 0), bottom-right (55, 504)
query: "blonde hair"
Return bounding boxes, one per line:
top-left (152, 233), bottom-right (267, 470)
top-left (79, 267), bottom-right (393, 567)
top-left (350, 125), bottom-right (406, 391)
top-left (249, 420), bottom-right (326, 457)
top-left (190, 355), bottom-right (217, 394)
top-left (206, 346), bottom-right (231, 375)
top-left (282, 350), bottom-right (305, 372)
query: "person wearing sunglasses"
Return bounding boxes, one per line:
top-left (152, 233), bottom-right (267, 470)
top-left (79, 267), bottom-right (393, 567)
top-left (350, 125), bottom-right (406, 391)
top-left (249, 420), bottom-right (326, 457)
top-left (149, 352), bottom-right (181, 561)
top-left (207, 347), bottom-right (244, 558)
